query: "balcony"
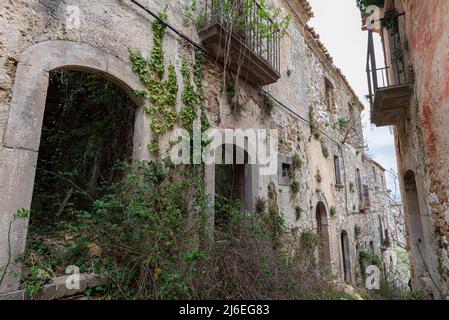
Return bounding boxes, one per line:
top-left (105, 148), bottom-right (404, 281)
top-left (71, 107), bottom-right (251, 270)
top-left (198, 0), bottom-right (281, 86)
top-left (366, 12), bottom-right (412, 126)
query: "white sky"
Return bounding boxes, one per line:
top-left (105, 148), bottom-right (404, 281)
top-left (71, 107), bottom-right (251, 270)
top-left (307, 0), bottom-right (399, 194)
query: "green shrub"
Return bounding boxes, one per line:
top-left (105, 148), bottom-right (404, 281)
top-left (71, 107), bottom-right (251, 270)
top-left (292, 153), bottom-right (303, 171)
top-left (354, 224), bottom-right (362, 239)
top-left (301, 229), bottom-right (321, 249)
top-left (291, 181), bottom-right (300, 195)
top-left (295, 207), bottom-right (304, 221)
top-left (359, 251), bottom-right (382, 268)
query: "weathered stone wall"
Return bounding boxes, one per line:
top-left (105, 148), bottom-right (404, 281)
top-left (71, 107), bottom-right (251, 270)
top-left (386, 0), bottom-right (449, 298)
top-left (0, 0), bottom-right (396, 293)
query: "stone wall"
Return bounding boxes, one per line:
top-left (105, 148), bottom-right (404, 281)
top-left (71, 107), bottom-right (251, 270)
top-left (0, 0), bottom-right (397, 294)
top-left (383, 0), bottom-right (449, 298)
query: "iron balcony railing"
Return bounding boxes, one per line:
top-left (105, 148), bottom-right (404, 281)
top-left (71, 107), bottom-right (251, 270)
top-left (201, 0), bottom-right (281, 73)
top-left (366, 11), bottom-right (409, 107)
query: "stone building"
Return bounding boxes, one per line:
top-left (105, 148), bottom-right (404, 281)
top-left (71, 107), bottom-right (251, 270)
top-left (0, 0), bottom-right (400, 296)
top-left (362, 0), bottom-right (449, 298)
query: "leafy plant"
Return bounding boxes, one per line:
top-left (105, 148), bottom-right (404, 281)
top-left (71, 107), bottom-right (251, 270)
top-left (295, 207), bottom-right (304, 221)
top-left (359, 251), bottom-right (382, 268)
top-left (330, 207), bottom-right (337, 217)
top-left (291, 181), bottom-right (300, 195)
top-left (130, 11), bottom-right (178, 154)
top-left (349, 182), bottom-right (355, 193)
top-left (354, 224), bottom-right (361, 239)
top-left (309, 105), bottom-right (320, 140)
top-left (333, 116), bottom-right (350, 133)
top-left (292, 153), bottom-right (303, 171)
top-left (300, 229), bottom-right (320, 250)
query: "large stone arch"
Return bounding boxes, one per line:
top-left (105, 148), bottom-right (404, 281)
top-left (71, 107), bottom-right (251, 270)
top-left (0, 40), bottom-right (150, 293)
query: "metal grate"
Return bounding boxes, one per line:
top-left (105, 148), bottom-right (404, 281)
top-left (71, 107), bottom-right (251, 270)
top-left (201, 0), bottom-right (281, 73)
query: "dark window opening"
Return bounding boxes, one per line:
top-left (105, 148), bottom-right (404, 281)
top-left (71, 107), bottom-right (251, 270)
top-left (373, 166), bottom-right (378, 185)
top-left (282, 163), bottom-right (292, 178)
top-left (369, 241), bottom-right (375, 255)
top-left (334, 156), bottom-right (342, 186)
top-left (325, 78), bottom-right (335, 112)
top-left (356, 169), bottom-right (363, 203)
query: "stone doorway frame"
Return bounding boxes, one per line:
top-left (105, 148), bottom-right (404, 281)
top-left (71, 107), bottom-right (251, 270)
top-left (340, 230), bottom-right (352, 284)
top-left (315, 201), bottom-right (332, 269)
top-left (0, 40), bottom-right (150, 293)
top-left (204, 141), bottom-right (259, 239)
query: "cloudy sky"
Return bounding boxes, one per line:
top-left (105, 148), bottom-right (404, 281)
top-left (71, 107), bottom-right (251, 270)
top-left (307, 0), bottom-right (399, 195)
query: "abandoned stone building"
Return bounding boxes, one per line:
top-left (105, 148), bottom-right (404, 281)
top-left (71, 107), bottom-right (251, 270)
top-left (362, 0), bottom-right (449, 299)
top-left (0, 0), bottom-right (406, 298)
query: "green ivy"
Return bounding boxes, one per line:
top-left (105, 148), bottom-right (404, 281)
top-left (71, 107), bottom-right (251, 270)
top-left (295, 207), bottom-right (303, 221)
top-left (291, 181), bottom-right (300, 195)
top-left (180, 59), bottom-right (197, 133)
top-left (130, 11), bottom-right (179, 154)
top-left (180, 50), bottom-right (211, 152)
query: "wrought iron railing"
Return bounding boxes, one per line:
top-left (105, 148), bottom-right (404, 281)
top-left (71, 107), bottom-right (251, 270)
top-left (366, 11), bottom-right (409, 106)
top-left (200, 0), bottom-right (281, 73)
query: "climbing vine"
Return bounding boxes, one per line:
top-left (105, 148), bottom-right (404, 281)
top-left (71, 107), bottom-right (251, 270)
top-left (180, 49), bottom-right (211, 152)
top-left (130, 10), bottom-right (178, 154)
top-left (130, 10), bottom-right (211, 155)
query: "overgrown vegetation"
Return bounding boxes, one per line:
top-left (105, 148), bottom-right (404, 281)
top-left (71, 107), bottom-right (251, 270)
top-left (23, 158), bottom-right (356, 300)
top-left (349, 182), bottom-right (355, 193)
top-left (295, 207), bottom-right (303, 222)
top-left (309, 105), bottom-right (321, 140)
top-left (16, 68), bottom-right (355, 299)
top-left (130, 11), bottom-right (210, 155)
top-left (291, 181), bottom-right (300, 195)
top-left (354, 224), bottom-right (361, 239)
top-left (190, 0), bottom-right (292, 41)
top-left (359, 251), bottom-right (382, 268)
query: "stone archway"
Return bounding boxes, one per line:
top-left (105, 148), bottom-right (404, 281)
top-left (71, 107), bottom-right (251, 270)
top-left (316, 201), bottom-right (332, 268)
top-left (213, 143), bottom-right (259, 219)
top-left (203, 134), bottom-right (260, 238)
top-left (0, 40), bottom-right (149, 293)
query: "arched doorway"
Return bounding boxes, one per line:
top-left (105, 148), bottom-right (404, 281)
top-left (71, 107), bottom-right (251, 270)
top-left (316, 202), bottom-right (331, 268)
top-left (0, 41), bottom-right (147, 293)
top-left (214, 144), bottom-right (255, 230)
top-left (404, 170), bottom-right (426, 280)
top-left (22, 69), bottom-right (138, 286)
top-left (341, 230), bottom-right (352, 283)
